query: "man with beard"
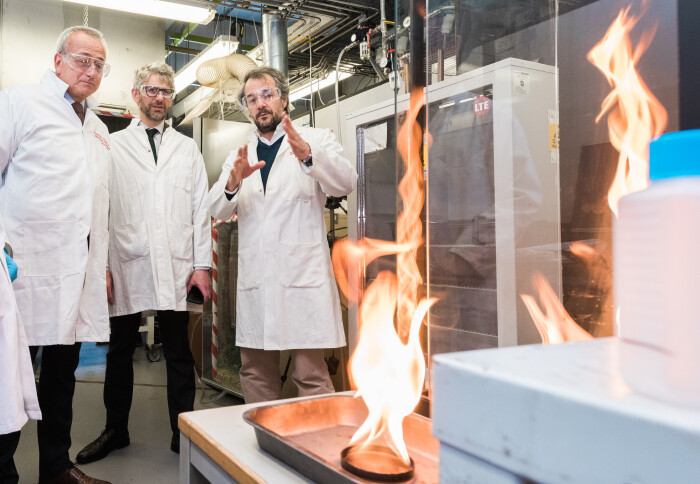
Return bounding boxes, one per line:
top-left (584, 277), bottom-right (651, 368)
top-left (76, 62), bottom-right (211, 463)
top-left (207, 66), bottom-right (357, 403)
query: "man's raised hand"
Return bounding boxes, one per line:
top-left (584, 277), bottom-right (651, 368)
top-left (226, 145), bottom-right (265, 191)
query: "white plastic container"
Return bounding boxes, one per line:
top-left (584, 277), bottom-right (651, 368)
top-left (616, 130), bottom-right (700, 407)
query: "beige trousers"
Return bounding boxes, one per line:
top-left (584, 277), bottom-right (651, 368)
top-left (239, 347), bottom-right (335, 404)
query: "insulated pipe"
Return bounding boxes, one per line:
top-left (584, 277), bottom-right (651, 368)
top-left (263, 13), bottom-right (288, 77)
top-left (335, 40), bottom-right (358, 143)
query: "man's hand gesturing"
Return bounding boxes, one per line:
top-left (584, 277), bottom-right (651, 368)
top-left (226, 145), bottom-right (265, 192)
top-left (281, 114), bottom-right (311, 161)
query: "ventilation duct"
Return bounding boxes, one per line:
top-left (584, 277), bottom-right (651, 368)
top-left (263, 13), bottom-right (289, 77)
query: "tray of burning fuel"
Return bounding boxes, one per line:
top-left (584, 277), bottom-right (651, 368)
top-left (243, 394), bottom-right (439, 483)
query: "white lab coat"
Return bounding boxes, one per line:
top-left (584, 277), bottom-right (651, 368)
top-left (108, 119), bottom-right (211, 316)
top-left (0, 71), bottom-right (111, 346)
top-left (0, 218), bottom-right (41, 435)
top-left (207, 126), bottom-right (357, 350)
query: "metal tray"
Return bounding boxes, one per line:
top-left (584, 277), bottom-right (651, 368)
top-left (243, 394), bottom-right (439, 483)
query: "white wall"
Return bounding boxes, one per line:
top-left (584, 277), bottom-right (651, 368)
top-left (0, 0), bottom-right (164, 111)
top-left (200, 118), bottom-right (255, 188)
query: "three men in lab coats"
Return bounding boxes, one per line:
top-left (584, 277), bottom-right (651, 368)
top-left (207, 67), bottom-right (357, 403)
top-left (76, 62), bottom-right (212, 464)
top-left (0, 26), bottom-right (112, 484)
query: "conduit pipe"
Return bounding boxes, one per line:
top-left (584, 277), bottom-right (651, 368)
top-left (335, 40), bottom-right (358, 142)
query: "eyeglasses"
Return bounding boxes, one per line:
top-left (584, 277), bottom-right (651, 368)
top-left (241, 87), bottom-right (281, 109)
top-left (62, 52), bottom-right (110, 77)
top-left (140, 85), bottom-right (176, 99)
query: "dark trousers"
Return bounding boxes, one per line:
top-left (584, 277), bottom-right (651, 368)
top-left (29, 343), bottom-right (82, 479)
top-left (104, 311), bottom-right (195, 436)
top-left (0, 431), bottom-right (20, 484)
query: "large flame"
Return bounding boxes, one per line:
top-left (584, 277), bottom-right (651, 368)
top-left (521, 273), bottom-right (593, 344)
top-left (332, 87), bottom-right (435, 464)
top-left (586, 4), bottom-right (667, 216)
top-left (524, 5), bottom-right (669, 344)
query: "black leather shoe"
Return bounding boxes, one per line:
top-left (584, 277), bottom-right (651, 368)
top-left (76, 428), bottom-right (130, 464)
top-left (38, 466), bottom-right (112, 483)
top-left (170, 433), bottom-right (180, 454)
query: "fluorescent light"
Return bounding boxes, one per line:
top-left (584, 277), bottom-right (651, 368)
top-left (62, 0), bottom-right (215, 24)
top-left (289, 71), bottom-right (352, 102)
top-left (174, 35), bottom-right (239, 94)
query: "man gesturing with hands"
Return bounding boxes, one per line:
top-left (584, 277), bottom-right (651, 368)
top-left (208, 66), bottom-right (357, 403)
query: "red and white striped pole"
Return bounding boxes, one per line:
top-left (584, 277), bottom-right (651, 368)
top-left (211, 220), bottom-right (220, 378)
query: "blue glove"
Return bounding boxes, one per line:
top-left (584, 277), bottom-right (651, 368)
top-left (4, 248), bottom-right (17, 282)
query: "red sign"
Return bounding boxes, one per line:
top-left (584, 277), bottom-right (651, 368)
top-left (473, 96), bottom-right (491, 117)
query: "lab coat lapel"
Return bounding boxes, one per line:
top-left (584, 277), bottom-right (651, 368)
top-left (156, 123), bottom-right (174, 170)
top-left (126, 119), bottom-right (157, 173)
top-left (247, 136), bottom-right (264, 193)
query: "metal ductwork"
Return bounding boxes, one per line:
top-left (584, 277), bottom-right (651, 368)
top-left (262, 13), bottom-right (288, 78)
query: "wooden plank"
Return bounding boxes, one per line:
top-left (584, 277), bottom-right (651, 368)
top-left (179, 413), bottom-right (266, 484)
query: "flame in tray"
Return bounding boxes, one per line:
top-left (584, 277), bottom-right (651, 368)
top-left (332, 87), bottom-right (435, 464)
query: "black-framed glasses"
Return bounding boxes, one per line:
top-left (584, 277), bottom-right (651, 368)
top-left (62, 52), bottom-right (110, 77)
top-left (241, 87), bottom-right (281, 109)
top-left (140, 85), bottom-right (175, 99)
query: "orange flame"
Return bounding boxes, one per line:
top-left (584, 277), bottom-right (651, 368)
top-left (332, 87), bottom-right (435, 464)
top-left (570, 241), bottom-right (597, 260)
top-left (586, 4), bottom-right (667, 216)
top-left (521, 273), bottom-right (593, 344)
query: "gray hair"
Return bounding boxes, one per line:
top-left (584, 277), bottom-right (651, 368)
top-left (56, 26), bottom-right (108, 57)
top-left (133, 62), bottom-right (175, 90)
top-left (240, 66), bottom-right (290, 113)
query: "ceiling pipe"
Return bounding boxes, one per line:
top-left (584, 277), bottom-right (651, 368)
top-left (299, 13), bottom-right (378, 53)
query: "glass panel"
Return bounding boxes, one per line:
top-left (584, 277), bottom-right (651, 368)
top-left (201, 221), bottom-right (243, 397)
top-left (358, 119), bottom-right (399, 283)
top-left (352, 0), bottom-right (680, 403)
top-left (427, 85), bottom-right (497, 351)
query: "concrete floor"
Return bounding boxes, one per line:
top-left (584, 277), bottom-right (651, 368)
top-left (15, 342), bottom-right (243, 484)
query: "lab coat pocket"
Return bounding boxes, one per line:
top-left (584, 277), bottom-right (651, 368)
top-left (113, 222), bottom-right (149, 263)
top-left (23, 220), bottom-right (84, 276)
top-left (280, 241), bottom-right (324, 288)
top-left (168, 222), bottom-right (193, 261)
top-left (237, 247), bottom-right (258, 291)
top-left (171, 177), bottom-right (193, 225)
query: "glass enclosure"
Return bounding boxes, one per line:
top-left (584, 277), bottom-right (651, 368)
top-left (201, 221), bottom-right (243, 397)
top-left (350, 0), bottom-right (681, 404)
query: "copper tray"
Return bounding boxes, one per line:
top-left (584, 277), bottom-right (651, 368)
top-left (243, 394), bottom-right (439, 483)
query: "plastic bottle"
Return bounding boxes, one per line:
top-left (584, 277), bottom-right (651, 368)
top-left (616, 129), bottom-right (700, 406)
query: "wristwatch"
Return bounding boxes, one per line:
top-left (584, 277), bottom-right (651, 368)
top-left (300, 154), bottom-right (313, 167)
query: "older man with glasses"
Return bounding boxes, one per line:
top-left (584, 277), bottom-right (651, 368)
top-left (0, 26), bottom-right (112, 484)
top-left (76, 61), bottom-right (211, 464)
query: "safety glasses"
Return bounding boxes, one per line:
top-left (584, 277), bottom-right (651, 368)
top-left (62, 52), bottom-right (111, 77)
top-left (241, 87), bottom-right (281, 110)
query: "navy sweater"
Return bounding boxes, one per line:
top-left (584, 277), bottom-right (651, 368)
top-left (257, 135), bottom-right (285, 192)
